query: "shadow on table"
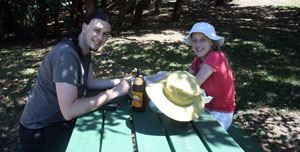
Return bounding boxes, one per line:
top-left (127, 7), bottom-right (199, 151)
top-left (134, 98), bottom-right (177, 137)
top-left (74, 89), bottom-right (241, 150)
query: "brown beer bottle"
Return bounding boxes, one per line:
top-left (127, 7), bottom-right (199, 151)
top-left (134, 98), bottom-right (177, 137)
top-left (132, 69), bottom-right (146, 112)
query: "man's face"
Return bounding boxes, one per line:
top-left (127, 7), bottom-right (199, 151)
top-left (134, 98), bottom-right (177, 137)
top-left (82, 19), bottom-right (111, 51)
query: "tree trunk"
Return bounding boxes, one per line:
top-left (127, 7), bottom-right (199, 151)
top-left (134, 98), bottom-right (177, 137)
top-left (215, 0), bottom-right (225, 6)
top-left (53, 4), bottom-right (60, 29)
top-left (100, 0), bottom-right (107, 9)
top-left (154, 0), bottom-right (160, 15)
top-left (86, 0), bottom-right (98, 17)
top-left (114, 0), bottom-right (135, 31)
top-left (35, 1), bottom-right (47, 39)
top-left (0, 1), bottom-right (13, 35)
top-left (172, 0), bottom-right (182, 22)
top-left (132, 0), bottom-right (150, 26)
top-left (70, 0), bottom-right (84, 28)
top-left (104, 0), bottom-right (123, 12)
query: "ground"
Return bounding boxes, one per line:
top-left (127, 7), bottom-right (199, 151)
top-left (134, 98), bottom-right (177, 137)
top-left (233, 0), bottom-right (300, 7)
top-left (235, 107), bottom-right (300, 151)
top-left (231, 1), bottom-right (300, 151)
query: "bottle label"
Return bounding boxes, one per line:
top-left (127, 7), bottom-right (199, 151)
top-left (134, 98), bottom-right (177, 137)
top-left (133, 77), bottom-right (143, 85)
top-left (132, 91), bottom-right (143, 107)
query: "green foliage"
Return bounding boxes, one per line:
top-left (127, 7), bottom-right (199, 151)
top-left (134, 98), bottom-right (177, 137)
top-left (3, 0), bottom-right (77, 38)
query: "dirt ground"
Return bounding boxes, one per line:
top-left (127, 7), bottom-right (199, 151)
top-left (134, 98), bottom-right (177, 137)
top-left (233, 0), bottom-right (300, 6)
top-left (235, 107), bottom-right (300, 152)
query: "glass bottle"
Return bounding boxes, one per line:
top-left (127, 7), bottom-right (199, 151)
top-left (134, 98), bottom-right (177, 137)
top-left (132, 69), bottom-right (146, 112)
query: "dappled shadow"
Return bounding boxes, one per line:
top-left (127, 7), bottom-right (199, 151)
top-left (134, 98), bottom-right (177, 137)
top-left (192, 110), bottom-right (243, 151)
top-left (93, 40), bottom-right (193, 78)
top-left (235, 108), bottom-right (300, 151)
top-left (103, 0), bottom-right (300, 110)
top-left (92, 2), bottom-right (300, 151)
top-left (0, 45), bottom-right (51, 150)
top-left (69, 91), bottom-right (132, 151)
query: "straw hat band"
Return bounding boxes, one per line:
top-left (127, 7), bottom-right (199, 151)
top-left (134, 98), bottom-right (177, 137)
top-left (162, 85), bottom-right (198, 106)
top-left (161, 71), bottom-right (201, 107)
top-left (145, 71), bottom-right (205, 122)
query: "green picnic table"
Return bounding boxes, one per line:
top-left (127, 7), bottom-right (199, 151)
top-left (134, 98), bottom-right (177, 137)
top-left (66, 89), bottom-right (260, 152)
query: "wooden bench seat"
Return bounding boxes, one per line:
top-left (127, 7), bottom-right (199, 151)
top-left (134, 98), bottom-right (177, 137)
top-left (228, 122), bottom-right (265, 152)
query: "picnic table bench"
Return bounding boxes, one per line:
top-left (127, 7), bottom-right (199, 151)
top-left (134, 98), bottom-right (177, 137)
top-left (66, 89), bottom-right (264, 152)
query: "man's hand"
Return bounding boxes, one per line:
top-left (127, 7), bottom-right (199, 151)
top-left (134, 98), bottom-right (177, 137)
top-left (111, 80), bottom-right (130, 97)
top-left (124, 76), bottom-right (133, 84)
top-left (56, 80), bottom-right (130, 121)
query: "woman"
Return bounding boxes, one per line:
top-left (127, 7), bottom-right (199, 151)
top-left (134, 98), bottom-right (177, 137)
top-left (184, 22), bottom-right (236, 130)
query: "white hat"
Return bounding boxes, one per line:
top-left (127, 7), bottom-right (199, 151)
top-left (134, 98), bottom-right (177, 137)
top-left (146, 71), bottom-right (205, 122)
top-left (183, 22), bottom-right (225, 47)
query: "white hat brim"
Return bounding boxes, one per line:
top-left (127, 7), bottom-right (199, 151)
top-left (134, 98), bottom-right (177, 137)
top-left (146, 83), bottom-right (205, 122)
top-left (183, 29), bottom-right (225, 47)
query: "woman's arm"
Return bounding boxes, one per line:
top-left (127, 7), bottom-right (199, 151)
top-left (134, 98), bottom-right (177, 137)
top-left (195, 64), bottom-right (214, 86)
top-left (188, 69), bottom-right (195, 75)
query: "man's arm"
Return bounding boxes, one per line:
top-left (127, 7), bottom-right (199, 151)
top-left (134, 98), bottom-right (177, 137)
top-left (87, 64), bottom-right (124, 89)
top-left (56, 80), bottom-right (129, 121)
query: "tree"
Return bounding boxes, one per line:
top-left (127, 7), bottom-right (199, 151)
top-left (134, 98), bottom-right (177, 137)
top-left (215, 0), bottom-right (225, 6)
top-left (0, 1), bottom-right (13, 35)
top-left (100, 0), bottom-right (107, 9)
top-left (86, 0), bottom-right (98, 17)
top-left (154, 0), bottom-right (161, 15)
top-left (172, 0), bottom-right (183, 21)
top-left (114, 0), bottom-right (136, 31)
top-left (132, 0), bottom-right (150, 26)
top-left (70, 0), bottom-right (85, 29)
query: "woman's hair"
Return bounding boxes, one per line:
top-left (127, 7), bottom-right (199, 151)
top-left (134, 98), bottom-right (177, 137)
top-left (212, 40), bottom-right (221, 51)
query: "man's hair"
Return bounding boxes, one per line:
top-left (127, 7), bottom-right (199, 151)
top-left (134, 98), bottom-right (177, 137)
top-left (86, 12), bottom-right (109, 24)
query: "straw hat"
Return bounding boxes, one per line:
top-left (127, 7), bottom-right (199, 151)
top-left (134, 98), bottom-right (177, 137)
top-left (183, 22), bottom-right (225, 47)
top-left (146, 71), bottom-right (205, 122)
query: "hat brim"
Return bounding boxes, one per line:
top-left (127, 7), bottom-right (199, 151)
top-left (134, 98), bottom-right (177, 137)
top-left (146, 83), bottom-right (205, 122)
top-left (183, 31), bottom-right (224, 47)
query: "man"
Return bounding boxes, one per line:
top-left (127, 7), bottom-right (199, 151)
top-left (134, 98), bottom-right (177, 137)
top-left (19, 12), bottom-right (130, 152)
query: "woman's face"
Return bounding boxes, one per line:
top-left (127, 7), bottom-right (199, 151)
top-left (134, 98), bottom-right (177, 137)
top-left (191, 32), bottom-right (213, 60)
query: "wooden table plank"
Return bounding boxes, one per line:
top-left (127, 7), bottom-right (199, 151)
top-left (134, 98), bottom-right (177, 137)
top-left (66, 110), bottom-right (103, 152)
top-left (67, 89), bottom-right (248, 152)
top-left (192, 110), bottom-right (244, 152)
top-left (132, 108), bottom-right (171, 152)
top-left (159, 114), bottom-right (208, 152)
top-left (100, 95), bottom-right (133, 152)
